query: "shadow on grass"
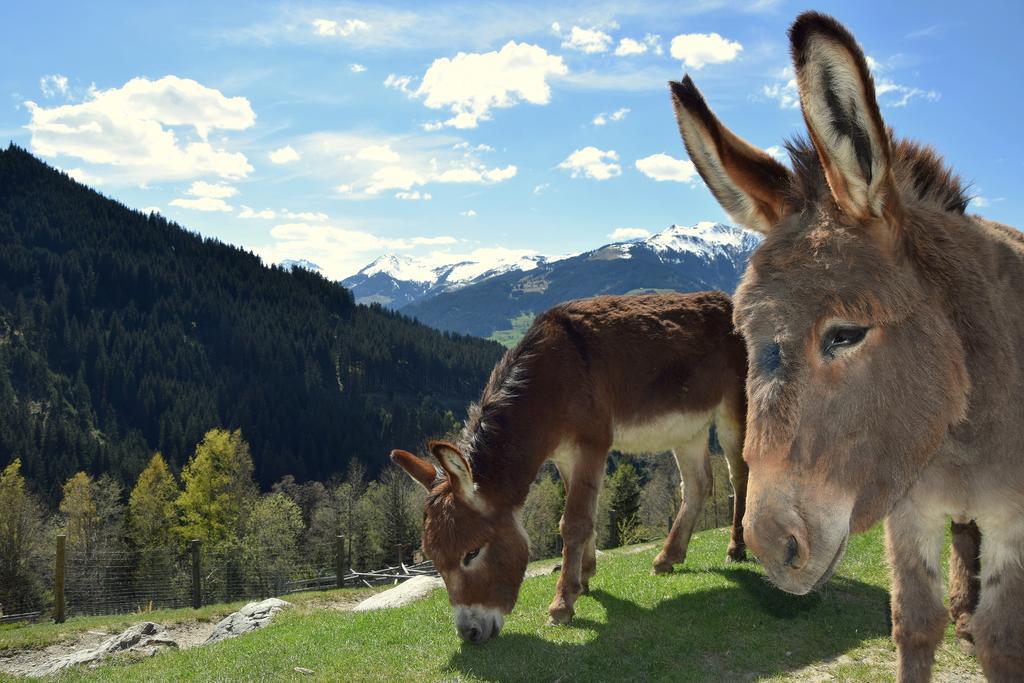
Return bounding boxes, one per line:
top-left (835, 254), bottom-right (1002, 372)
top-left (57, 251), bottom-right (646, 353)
top-left (448, 567), bottom-right (890, 682)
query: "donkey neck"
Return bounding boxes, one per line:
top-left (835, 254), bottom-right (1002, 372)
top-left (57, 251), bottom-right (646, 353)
top-left (460, 393), bottom-right (565, 509)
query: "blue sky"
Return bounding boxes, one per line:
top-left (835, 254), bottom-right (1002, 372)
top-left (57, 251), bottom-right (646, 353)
top-left (3, 1), bottom-right (1022, 279)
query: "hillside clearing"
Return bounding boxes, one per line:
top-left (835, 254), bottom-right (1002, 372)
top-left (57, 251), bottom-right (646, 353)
top-left (0, 524), bottom-right (981, 682)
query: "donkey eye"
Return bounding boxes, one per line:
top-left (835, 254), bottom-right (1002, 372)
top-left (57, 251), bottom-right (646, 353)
top-left (462, 548), bottom-right (481, 567)
top-left (823, 326), bottom-right (868, 357)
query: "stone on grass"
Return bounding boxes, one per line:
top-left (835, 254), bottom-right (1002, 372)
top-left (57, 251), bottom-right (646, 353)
top-left (203, 598), bottom-right (292, 645)
top-left (353, 576), bottom-right (444, 612)
top-left (27, 622), bottom-right (176, 677)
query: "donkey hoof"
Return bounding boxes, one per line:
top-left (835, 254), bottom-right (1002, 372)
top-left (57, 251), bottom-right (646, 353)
top-left (652, 560), bottom-right (675, 575)
top-left (726, 546), bottom-right (749, 563)
top-left (581, 580), bottom-right (591, 595)
top-left (547, 604), bottom-right (575, 626)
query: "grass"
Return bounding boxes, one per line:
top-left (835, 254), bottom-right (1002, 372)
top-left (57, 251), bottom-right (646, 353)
top-left (487, 312), bottom-right (536, 348)
top-left (11, 524), bottom-right (981, 682)
top-left (0, 587), bottom-right (375, 654)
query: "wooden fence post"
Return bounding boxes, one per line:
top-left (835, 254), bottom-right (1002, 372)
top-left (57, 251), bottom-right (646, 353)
top-left (54, 534), bottom-right (66, 624)
top-left (335, 535), bottom-right (345, 588)
top-left (190, 540), bottom-right (201, 609)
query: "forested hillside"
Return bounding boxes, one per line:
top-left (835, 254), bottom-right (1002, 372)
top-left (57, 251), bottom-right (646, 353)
top-left (0, 145), bottom-right (503, 503)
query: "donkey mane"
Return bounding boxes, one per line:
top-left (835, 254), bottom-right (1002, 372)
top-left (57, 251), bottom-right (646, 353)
top-left (458, 316), bottom-right (550, 480)
top-left (784, 134), bottom-right (970, 215)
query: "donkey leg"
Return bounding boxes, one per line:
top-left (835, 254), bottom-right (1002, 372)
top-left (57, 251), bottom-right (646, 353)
top-left (548, 450), bottom-right (602, 625)
top-left (948, 520), bottom-right (981, 651)
top-left (716, 413), bottom-right (749, 563)
top-left (886, 503), bottom-right (946, 683)
top-left (580, 531), bottom-right (597, 594)
top-left (971, 524), bottom-right (1024, 681)
top-left (652, 434), bottom-right (711, 574)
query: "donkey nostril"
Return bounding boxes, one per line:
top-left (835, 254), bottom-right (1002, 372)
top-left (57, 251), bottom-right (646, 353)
top-left (784, 535), bottom-right (799, 567)
top-left (468, 626), bottom-right (482, 643)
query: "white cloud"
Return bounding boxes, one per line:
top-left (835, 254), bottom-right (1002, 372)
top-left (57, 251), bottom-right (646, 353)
top-left (970, 196), bottom-right (989, 208)
top-left (186, 180), bottom-right (237, 198)
top-left (312, 18), bottom-right (369, 37)
top-left (434, 164), bottom-right (516, 183)
top-left (140, 206), bottom-right (161, 215)
top-left (350, 63), bottom-right (367, 74)
top-left (614, 38), bottom-right (647, 57)
top-left (764, 145), bottom-right (786, 161)
top-left (593, 107), bottom-right (630, 126)
top-left (254, 221), bottom-right (458, 279)
top-left (336, 183), bottom-right (354, 194)
top-left (269, 145), bottom-right (300, 164)
top-left (762, 66), bottom-right (799, 109)
top-left (550, 22), bottom-right (561, 35)
top-left (559, 147), bottom-right (621, 180)
top-left (239, 205), bottom-right (277, 219)
top-left (670, 32), bottom-right (743, 69)
top-left (170, 197), bottom-right (234, 212)
top-left (395, 191), bottom-right (432, 200)
top-left (644, 33), bottom-right (664, 55)
top-left (365, 166), bottom-right (427, 194)
top-left (563, 26), bottom-right (612, 54)
top-left (461, 209), bottom-right (477, 217)
top-left (283, 210), bottom-right (328, 221)
top-left (355, 144), bottom-right (401, 163)
top-left (65, 167), bottom-right (103, 186)
top-left (609, 227), bottom-right (650, 241)
top-left (408, 41), bottom-right (567, 129)
top-left (876, 80), bottom-right (940, 107)
top-left (24, 75), bottom-right (254, 184)
top-left (533, 183), bottom-right (549, 195)
top-left (40, 74), bottom-right (69, 98)
top-left (383, 73), bottom-right (415, 96)
top-left (635, 153), bottom-right (698, 183)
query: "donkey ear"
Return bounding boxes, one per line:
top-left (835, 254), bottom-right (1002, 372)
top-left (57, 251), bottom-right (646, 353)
top-left (390, 449), bottom-right (437, 491)
top-left (430, 441), bottom-right (475, 499)
top-left (790, 12), bottom-right (894, 220)
top-left (670, 76), bottom-right (793, 234)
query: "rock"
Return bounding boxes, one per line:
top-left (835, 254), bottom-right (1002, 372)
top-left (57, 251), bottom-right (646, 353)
top-left (203, 598), bottom-right (291, 645)
top-left (27, 622), bottom-right (177, 677)
top-left (353, 575), bottom-right (444, 611)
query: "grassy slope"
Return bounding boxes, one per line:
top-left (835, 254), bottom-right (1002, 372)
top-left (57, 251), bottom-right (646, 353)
top-left (36, 525), bottom-right (981, 682)
top-left (487, 311), bottom-right (536, 348)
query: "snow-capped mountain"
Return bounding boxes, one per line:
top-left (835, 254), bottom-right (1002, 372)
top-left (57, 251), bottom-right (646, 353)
top-left (280, 258), bottom-right (323, 273)
top-left (342, 222), bottom-right (761, 342)
top-left (341, 252), bottom-right (550, 308)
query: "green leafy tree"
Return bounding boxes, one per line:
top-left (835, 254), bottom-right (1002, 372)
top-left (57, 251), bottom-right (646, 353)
top-left (608, 462), bottom-right (641, 548)
top-left (241, 493), bottom-right (304, 592)
top-left (128, 453), bottom-right (179, 549)
top-left (175, 429), bottom-right (257, 550)
top-left (0, 459), bottom-right (51, 615)
top-left (521, 469), bottom-right (564, 559)
top-left (60, 471), bottom-right (98, 553)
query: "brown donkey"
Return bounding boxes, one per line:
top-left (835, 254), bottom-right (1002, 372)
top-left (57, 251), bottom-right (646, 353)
top-left (392, 291), bottom-right (748, 642)
top-left (671, 11), bottom-right (1022, 682)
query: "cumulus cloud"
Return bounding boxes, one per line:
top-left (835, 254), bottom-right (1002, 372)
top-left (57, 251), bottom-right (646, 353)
top-left (609, 227), bottom-right (651, 241)
top-left (614, 38), bottom-right (647, 57)
top-left (365, 166), bottom-right (427, 195)
top-left (762, 66), bottom-right (799, 109)
top-left (40, 74), bottom-right (69, 98)
top-left (461, 209), bottom-right (477, 217)
top-left (635, 153), bottom-right (698, 183)
top-left (876, 80), bottom-right (940, 107)
top-left (312, 18), bottom-right (369, 37)
top-left (436, 164), bottom-right (516, 183)
top-left (239, 205), bottom-right (277, 219)
top-left (350, 63), bottom-right (367, 73)
top-left (670, 32), bottom-right (743, 69)
top-left (186, 180), bottom-right (237, 198)
top-left (24, 75), bottom-right (254, 184)
top-left (169, 197), bottom-right (234, 212)
top-left (404, 41), bottom-right (567, 129)
top-left (395, 191), bottom-right (431, 200)
top-left (355, 144), bottom-right (401, 163)
top-left (764, 145), bottom-right (786, 161)
top-left (254, 222), bottom-right (458, 279)
top-left (533, 183), bottom-right (549, 195)
top-left (559, 147), bottom-right (621, 180)
top-left (65, 167), bottom-right (103, 186)
top-left (593, 107), bottom-right (629, 126)
top-left (269, 145), bottom-right (300, 164)
top-left (562, 26), bottom-right (612, 54)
